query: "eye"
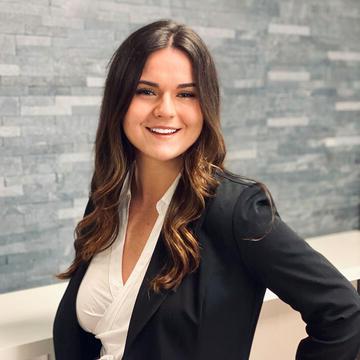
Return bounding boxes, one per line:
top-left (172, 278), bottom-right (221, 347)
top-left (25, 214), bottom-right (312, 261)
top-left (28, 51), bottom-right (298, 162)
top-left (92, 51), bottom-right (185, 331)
top-left (135, 88), bottom-right (156, 96)
top-left (135, 88), bottom-right (196, 99)
top-left (178, 92), bottom-right (196, 98)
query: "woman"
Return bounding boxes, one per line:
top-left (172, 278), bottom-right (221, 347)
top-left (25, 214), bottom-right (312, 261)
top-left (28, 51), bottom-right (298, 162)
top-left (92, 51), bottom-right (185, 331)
top-left (53, 19), bottom-right (360, 360)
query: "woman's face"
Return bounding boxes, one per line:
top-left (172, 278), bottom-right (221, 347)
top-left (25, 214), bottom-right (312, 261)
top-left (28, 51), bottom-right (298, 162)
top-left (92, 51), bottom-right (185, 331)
top-left (123, 47), bottom-right (204, 166)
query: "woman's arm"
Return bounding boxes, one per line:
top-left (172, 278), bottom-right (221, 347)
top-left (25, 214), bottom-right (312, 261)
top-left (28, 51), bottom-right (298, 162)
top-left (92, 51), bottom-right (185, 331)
top-left (233, 184), bottom-right (360, 360)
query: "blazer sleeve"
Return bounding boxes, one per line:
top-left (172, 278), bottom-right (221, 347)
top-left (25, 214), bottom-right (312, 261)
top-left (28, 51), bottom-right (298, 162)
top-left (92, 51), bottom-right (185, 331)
top-left (232, 183), bottom-right (360, 360)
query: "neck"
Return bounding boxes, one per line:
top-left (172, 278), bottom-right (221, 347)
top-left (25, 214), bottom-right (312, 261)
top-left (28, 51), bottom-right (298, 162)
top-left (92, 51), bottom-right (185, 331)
top-left (131, 155), bottom-right (183, 207)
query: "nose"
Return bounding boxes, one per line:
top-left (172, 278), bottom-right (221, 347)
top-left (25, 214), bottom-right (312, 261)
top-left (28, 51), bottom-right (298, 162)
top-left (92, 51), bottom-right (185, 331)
top-left (153, 93), bottom-right (176, 118)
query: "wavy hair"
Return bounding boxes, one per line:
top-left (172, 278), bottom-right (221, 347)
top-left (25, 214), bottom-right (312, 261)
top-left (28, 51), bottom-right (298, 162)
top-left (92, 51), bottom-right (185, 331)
top-left (56, 19), bottom-right (276, 292)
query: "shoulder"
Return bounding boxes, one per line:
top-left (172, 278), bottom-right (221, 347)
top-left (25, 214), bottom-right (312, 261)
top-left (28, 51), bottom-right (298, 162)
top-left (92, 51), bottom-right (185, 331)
top-left (212, 168), bottom-right (257, 199)
top-left (213, 168), bottom-right (274, 206)
top-left (212, 168), bottom-right (279, 240)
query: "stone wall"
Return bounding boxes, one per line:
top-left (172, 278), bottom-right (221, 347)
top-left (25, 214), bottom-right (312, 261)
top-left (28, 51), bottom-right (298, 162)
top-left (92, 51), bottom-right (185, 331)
top-left (0, 0), bottom-right (359, 292)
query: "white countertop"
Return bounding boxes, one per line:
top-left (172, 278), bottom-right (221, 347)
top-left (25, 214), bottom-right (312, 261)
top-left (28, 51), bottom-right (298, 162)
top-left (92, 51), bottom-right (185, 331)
top-left (0, 282), bottom-right (66, 353)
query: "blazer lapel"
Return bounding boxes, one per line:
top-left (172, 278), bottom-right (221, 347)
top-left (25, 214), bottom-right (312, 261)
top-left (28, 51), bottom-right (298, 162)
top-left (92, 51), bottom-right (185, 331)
top-left (123, 202), bottom-right (211, 356)
top-left (122, 230), bottom-right (169, 355)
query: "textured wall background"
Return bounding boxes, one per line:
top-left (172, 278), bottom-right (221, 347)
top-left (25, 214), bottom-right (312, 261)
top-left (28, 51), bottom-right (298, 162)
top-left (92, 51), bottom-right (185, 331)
top-left (0, 0), bottom-right (359, 293)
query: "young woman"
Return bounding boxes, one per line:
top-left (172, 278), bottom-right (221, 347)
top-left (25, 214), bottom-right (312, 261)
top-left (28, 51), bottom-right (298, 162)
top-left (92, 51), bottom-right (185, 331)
top-left (53, 19), bottom-right (360, 360)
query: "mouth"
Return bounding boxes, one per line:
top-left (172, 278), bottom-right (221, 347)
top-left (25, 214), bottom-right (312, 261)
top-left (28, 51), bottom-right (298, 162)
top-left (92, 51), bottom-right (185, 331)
top-left (146, 127), bottom-right (181, 136)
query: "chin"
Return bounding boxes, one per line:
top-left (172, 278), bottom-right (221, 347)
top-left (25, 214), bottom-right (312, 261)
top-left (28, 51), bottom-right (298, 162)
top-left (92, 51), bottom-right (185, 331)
top-left (146, 152), bottom-right (184, 163)
top-left (153, 155), bottom-right (182, 163)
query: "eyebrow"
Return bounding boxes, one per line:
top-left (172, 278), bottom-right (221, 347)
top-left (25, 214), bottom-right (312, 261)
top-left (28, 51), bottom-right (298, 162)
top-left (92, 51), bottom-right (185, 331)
top-left (138, 80), bottom-right (196, 89)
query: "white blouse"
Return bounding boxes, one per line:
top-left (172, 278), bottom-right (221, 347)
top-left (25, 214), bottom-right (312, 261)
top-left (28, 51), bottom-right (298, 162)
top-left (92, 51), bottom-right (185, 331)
top-left (76, 164), bottom-right (181, 360)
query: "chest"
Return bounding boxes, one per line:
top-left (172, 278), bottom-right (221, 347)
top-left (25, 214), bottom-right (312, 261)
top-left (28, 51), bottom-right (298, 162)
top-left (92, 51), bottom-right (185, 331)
top-left (122, 203), bottom-right (159, 285)
top-left (125, 223), bottom-right (265, 359)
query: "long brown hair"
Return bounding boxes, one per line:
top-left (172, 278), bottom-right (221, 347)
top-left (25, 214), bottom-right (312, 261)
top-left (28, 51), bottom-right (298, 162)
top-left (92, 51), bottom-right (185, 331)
top-left (56, 19), bottom-right (276, 292)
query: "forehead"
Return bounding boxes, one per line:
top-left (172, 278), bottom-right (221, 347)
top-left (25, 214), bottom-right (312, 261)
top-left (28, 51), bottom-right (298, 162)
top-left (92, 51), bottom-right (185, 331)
top-left (141, 48), bottom-right (194, 81)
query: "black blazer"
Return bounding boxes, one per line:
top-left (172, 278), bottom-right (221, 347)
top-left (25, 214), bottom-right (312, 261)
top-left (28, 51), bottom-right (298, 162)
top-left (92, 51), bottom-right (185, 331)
top-left (53, 171), bottom-right (360, 360)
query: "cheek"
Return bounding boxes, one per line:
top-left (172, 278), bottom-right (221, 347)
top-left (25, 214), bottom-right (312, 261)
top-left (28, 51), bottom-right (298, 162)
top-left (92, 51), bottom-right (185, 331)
top-left (124, 99), bottom-right (151, 123)
top-left (123, 103), bottom-right (144, 135)
top-left (181, 101), bottom-right (202, 121)
top-left (122, 114), bottom-right (131, 139)
top-left (190, 104), bottom-right (204, 130)
top-left (122, 115), bottom-right (139, 145)
top-left (186, 110), bottom-right (204, 136)
top-left (197, 117), bottom-right (204, 132)
top-left (193, 120), bottom-right (203, 140)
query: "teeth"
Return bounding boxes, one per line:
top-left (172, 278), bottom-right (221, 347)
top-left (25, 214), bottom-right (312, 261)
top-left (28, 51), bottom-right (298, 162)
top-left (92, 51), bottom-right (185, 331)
top-left (150, 128), bottom-right (178, 134)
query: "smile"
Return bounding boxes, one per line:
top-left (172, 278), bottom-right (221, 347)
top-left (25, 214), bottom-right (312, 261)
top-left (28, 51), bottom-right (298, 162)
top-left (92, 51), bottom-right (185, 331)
top-left (146, 127), bottom-right (181, 136)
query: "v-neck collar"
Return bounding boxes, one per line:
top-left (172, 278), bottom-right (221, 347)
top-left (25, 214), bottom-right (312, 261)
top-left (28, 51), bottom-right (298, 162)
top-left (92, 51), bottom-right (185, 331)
top-left (109, 164), bottom-right (182, 295)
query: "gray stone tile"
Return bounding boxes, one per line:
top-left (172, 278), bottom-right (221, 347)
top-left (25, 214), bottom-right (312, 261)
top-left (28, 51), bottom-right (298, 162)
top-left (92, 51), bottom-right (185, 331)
top-left (0, 0), bottom-right (359, 293)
